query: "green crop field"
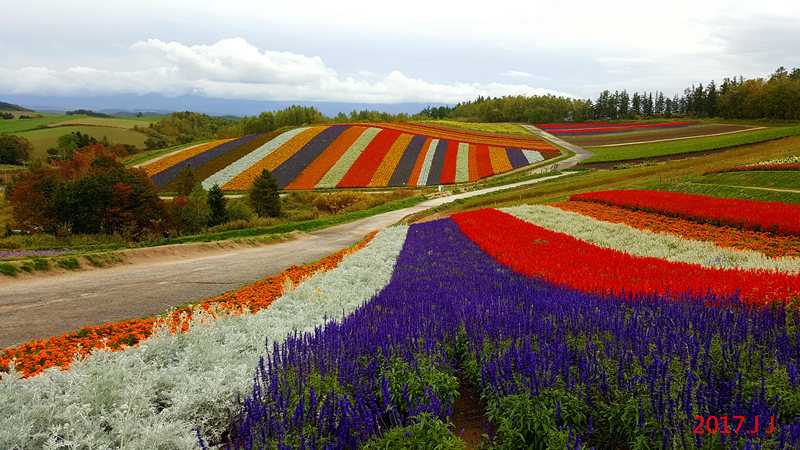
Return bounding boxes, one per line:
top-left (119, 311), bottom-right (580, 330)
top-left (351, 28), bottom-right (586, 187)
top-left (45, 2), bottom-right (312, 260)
top-left (581, 125), bottom-right (800, 163)
top-left (53, 116), bottom-right (162, 129)
top-left (16, 125), bottom-right (148, 158)
top-left (0, 114), bottom-right (73, 133)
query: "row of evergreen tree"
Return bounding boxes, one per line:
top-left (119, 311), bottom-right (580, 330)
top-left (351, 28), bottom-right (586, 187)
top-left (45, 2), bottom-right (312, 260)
top-left (419, 67), bottom-right (800, 122)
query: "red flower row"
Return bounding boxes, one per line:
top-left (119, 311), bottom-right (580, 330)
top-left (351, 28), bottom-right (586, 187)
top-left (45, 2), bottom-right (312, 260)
top-left (570, 190), bottom-right (800, 237)
top-left (451, 208), bottom-right (800, 306)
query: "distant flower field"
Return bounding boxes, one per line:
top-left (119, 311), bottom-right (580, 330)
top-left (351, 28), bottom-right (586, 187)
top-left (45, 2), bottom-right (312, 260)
top-left (138, 123), bottom-right (560, 191)
top-left (537, 121), bottom-right (700, 136)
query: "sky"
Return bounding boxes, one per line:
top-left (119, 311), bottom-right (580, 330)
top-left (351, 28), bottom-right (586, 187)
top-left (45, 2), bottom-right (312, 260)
top-left (1, 0), bottom-right (799, 113)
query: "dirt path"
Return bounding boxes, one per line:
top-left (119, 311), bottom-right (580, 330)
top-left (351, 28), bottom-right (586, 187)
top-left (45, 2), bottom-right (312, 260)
top-left (0, 173), bottom-right (571, 349)
top-left (521, 125), bottom-right (594, 169)
top-left (586, 126), bottom-right (766, 148)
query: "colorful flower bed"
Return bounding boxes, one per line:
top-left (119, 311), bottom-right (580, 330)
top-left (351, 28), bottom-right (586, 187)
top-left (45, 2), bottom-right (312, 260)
top-left (0, 232), bottom-right (378, 379)
top-left (229, 218), bottom-right (800, 448)
top-left (571, 189), bottom-right (800, 237)
top-left (702, 164), bottom-right (800, 175)
top-left (138, 123), bottom-right (560, 192)
top-left (452, 208), bottom-right (800, 305)
top-left (537, 121), bottom-right (700, 136)
top-left (142, 139), bottom-right (232, 178)
top-left (502, 204), bottom-right (800, 273)
top-left (6, 192), bottom-right (800, 448)
top-left (0, 249), bottom-right (77, 259)
top-left (553, 200), bottom-right (800, 258)
top-left (0, 228), bottom-right (405, 448)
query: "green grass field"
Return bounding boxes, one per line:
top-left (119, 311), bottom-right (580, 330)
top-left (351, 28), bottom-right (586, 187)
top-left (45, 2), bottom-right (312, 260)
top-left (53, 116), bottom-right (162, 129)
top-left (16, 125), bottom-right (148, 158)
top-left (581, 125), bottom-right (800, 163)
top-left (415, 120), bottom-right (530, 136)
top-left (0, 114), bottom-right (73, 133)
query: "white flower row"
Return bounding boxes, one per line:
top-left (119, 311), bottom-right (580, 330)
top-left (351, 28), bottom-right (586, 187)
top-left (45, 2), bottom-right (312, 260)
top-left (750, 155), bottom-right (800, 165)
top-left (417, 139), bottom-right (438, 186)
top-left (522, 150), bottom-right (544, 165)
top-left (0, 226), bottom-right (409, 449)
top-left (454, 143), bottom-right (470, 183)
top-left (201, 127), bottom-right (309, 190)
top-left (315, 127), bottom-right (382, 189)
top-left (502, 205), bottom-right (800, 274)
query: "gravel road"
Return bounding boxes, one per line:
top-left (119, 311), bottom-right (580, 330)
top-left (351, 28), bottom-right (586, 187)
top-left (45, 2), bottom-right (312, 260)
top-left (0, 143), bottom-right (578, 348)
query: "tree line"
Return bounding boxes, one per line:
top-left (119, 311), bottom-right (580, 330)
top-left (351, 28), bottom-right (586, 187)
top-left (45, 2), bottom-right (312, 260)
top-left (419, 67), bottom-right (800, 122)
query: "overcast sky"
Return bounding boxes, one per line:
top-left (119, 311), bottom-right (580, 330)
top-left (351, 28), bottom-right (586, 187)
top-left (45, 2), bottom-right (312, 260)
top-left (2, 0), bottom-right (799, 107)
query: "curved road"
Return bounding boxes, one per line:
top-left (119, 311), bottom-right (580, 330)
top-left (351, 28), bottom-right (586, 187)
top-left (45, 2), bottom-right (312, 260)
top-left (0, 166), bottom-right (579, 348)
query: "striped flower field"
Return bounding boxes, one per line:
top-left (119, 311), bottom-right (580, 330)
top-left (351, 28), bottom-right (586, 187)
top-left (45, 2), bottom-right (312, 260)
top-left (537, 121), bottom-right (700, 136)
top-left (138, 123), bottom-right (560, 191)
top-left (2, 190), bottom-right (799, 448)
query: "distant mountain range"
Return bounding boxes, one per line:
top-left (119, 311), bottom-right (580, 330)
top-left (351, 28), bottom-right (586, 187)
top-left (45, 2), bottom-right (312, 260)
top-left (0, 94), bottom-right (444, 118)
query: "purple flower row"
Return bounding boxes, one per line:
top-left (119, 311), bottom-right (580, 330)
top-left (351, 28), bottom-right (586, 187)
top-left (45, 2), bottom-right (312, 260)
top-left (226, 219), bottom-right (800, 448)
top-left (0, 248), bottom-right (77, 259)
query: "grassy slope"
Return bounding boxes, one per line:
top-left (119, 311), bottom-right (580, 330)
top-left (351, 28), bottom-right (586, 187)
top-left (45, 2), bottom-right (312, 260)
top-left (634, 180), bottom-right (800, 204)
top-left (414, 120), bottom-right (531, 136)
top-left (53, 116), bottom-right (162, 129)
top-left (16, 126), bottom-right (148, 158)
top-left (695, 171), bottom-right (800, 191)
top-left (582, 125), bottom-right (800, 163)
top-left (0, 114), bottom-right (73, 133)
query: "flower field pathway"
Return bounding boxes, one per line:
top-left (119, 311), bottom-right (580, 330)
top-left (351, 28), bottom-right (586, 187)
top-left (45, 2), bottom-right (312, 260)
top-left (520, 124), bottom-right (594, 169)
top-left (0, 172), bottom-right (571, 349)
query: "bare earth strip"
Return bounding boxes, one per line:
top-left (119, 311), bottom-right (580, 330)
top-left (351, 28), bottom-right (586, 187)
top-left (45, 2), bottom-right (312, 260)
top-left (586, 127), bottom-right (766, 148)
top-left (0, 172), bottom-right (571, 348)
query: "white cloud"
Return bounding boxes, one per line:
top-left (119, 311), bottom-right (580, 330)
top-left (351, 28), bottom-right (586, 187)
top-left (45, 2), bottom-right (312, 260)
top-left (0, 38), bottom-right (573, 103)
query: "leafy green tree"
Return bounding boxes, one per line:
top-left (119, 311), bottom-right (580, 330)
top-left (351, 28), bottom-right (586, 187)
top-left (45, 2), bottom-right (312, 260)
top-left (175, 164), bottom-right (196, 197)
top-left (248, 169), bottom-right (281, 218)
top-left (57, 131), bottom-right (96, 159)
top-left (168, 184), bottom-right (211, 234)
top-left (207, 184), bottom-right (228, 226)
top-left (0, 133), bottom-right (32, 164)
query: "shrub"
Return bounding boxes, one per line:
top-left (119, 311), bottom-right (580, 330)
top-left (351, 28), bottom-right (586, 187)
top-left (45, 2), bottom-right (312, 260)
top-left (56, 257), bottom-right (80, 270)
top-left (225, 198), bottom-right (254, 221)
top-left (0, 262), bottom-right (19, 276)
top-left (314, 192), bottom-right (375, 215)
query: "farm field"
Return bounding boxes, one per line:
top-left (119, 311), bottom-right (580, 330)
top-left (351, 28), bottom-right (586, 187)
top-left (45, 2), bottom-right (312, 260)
top-left (2, 189), bottom-right (799, 448)
top-left (0, 113), bottom-right (73, 133)
top-left (49, 115), bottom-right (162, 129)
top-left (15, 125), bottom-right (148, 158)
top-left (139, 123), bottom-right (561, 191)
top-left (553, 122), bottom-right (759, 147)
top-left (579, 124), bottom-right (800, 163)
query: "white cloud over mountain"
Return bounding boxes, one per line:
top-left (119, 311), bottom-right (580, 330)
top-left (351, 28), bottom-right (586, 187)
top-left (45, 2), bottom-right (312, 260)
top-left (0, 38), bottom-right (572, 103)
